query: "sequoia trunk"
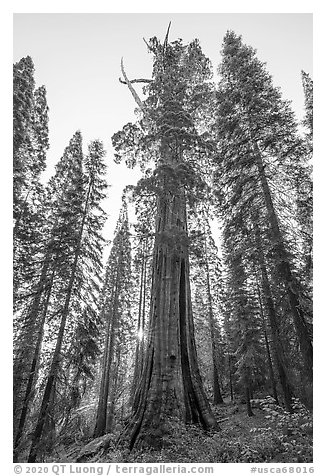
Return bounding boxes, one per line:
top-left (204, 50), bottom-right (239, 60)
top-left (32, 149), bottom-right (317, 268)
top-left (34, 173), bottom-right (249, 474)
top-left (121, 190), bottom-right (218, 449)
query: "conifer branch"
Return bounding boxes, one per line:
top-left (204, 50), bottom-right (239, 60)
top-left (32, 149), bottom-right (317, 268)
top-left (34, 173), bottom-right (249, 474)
top-left (119, 78), bottom-right (152, 85)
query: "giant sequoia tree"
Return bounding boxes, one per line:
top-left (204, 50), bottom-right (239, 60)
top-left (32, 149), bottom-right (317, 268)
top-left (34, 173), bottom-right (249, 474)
top-left (112, 31), bottom-right (219, 449)
top-left (13, 25), bottom-right (313, 464)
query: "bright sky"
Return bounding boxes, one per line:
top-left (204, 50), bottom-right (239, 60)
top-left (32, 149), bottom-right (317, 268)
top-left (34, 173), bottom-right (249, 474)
top-left (13, 13), bottom-right (312, 247)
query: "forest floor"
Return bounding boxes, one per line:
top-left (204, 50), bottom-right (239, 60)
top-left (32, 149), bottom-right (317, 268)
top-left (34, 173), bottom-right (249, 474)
top-left (52, 397), bottom-right (313, 464)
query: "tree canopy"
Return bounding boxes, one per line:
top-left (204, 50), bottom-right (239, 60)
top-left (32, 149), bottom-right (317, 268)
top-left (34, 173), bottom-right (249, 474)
top-left (13, 27), bottom-right (313, 464)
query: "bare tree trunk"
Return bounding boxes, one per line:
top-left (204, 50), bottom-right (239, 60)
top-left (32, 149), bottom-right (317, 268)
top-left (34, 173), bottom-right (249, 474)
top-left (246, 385), bottom-right (254, 417)
top-left (13, 256), bottom-right (51, 423)
top-left (13, 223), bottom-right (61, 443)
top-left (204, 244), bottom-right (224, 405)
top-left (254, 223), bottom-right (293, 412)
top-left (121, 190), bottom-right (218, 450)
top-left (94, 263), bottom-right (121, 438)
top-left (14, 266), bottom-right (56, 458)
top-left (106, 350), bottom-right (121, 433)
top-left (262, 325), bottom-right (278, 403)
top-left (228, 353), bottom-right (234, 402)
top-left (257, 289), bottom-right (278, 404)
top-left (253, 261), bottom-right (279, 404)
top-left (263, 327), bottom-right (279, 403)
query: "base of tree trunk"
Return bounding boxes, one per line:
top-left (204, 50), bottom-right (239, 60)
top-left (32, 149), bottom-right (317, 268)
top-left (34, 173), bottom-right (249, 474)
top-left (118, 413), bottom-right (220, 451)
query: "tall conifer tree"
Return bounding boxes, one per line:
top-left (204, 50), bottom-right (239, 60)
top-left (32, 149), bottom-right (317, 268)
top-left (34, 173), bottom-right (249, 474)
top-left (213, 31), bottom-right (312, 400)
top-left (27, 136), bottom-right (107, 462)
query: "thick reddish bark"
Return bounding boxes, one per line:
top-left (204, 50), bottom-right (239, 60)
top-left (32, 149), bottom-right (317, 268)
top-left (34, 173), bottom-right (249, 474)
top-left (121, 191), bottom-right (219, 449)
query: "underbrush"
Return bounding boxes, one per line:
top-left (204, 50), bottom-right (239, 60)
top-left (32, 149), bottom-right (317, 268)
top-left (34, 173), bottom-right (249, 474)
top-left (95, 397), bottom-right (312, 463)
top-left (47, 397), bottom-right (312, 464)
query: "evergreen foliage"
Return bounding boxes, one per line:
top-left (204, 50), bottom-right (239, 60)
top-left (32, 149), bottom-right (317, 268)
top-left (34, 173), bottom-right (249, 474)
top-left (212, 31), bottom-right (312, 407)
top-left (13, 26), bottom-right (312, 463)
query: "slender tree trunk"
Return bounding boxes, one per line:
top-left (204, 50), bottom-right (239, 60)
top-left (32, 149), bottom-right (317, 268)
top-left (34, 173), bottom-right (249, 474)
top-left (13, 259), bottom-right (51, 390)
top-left (263, 327), bottom-right (279, 403)
top-left (203, 237), bottom-right (223, 405)
top-left (28, 180), bottom-right (92, 463)
top-left (121, 188), bottom-right (218, 450)
top-left (131, 241), bottom-right (146, 397)
top-left (228, 353), bottom-right (234, 402)
top-left (94, 262), bottom-right (121, 438)
top-left (13, 233), bottom-right (58, 440)
top-left (14, 228), bottom-right (64, 453)
top-left (106, 351), bottom-right (121, 433)
top-left (253, 142), bottom-right (313, 387)
top-left (254, 222), bottom-right (293, 412)
top-left (94, 287), bottom-right (114, 436)
top-left (14, 266), bottom-right (56, 458)
top-left (210, 333), bottom-right (224, 405)
top-left (246, 385), bottom-right (254, 417)
top-left (253, 261), bottom-right (279, 404)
